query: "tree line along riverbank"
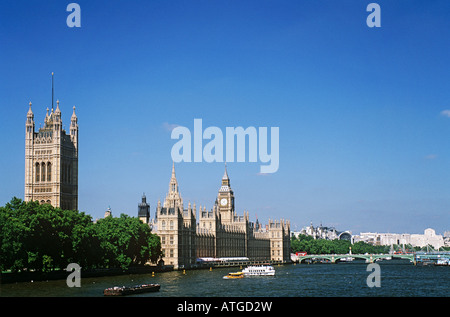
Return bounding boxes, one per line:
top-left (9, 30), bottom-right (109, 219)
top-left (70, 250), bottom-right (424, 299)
top-left (0, 198), bottom-right (162, 277)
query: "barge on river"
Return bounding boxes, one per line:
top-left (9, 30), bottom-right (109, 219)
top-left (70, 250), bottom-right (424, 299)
top-left (104, 283), bottom-right (160, 296)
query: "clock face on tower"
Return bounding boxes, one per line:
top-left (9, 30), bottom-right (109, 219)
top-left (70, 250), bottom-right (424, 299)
top-left (220, 198), bottom-right (227, 206)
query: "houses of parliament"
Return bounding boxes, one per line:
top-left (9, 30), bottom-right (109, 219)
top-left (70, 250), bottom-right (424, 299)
top-left (24, 76), bottom-right (290, 269)
top-left (138, 163), bottom-right (291, 269)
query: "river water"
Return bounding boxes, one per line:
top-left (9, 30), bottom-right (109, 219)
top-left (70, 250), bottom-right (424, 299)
top-left (1, 260), bottom-right (449, 297)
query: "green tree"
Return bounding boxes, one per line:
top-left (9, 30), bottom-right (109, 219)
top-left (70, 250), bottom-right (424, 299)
top-left (291, 234), bottom-right (387, 255)
top-left (94, 214), bottom-right (161, 269)
top-left (0, 197), bottom-right (30, 272)
top-left (1, 198), bottom-right (161, 273)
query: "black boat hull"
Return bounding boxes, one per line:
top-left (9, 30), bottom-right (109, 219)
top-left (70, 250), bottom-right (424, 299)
top-left (104, 284), bottom-right (160, 296)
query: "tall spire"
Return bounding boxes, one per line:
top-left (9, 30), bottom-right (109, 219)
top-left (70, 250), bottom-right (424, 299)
top-left (27, 101), bottom-right (34, 118)
top-left (71, 106), bottom-right (77, 119)
top-left (170, 161), bottom-right (178, 192)
top-left (51, 72), bottom-right (54, 112)
top-left (164, 162), bottom-right (183, 208)
top-left (45, 107), bottom-right (50, 125)
top-left (221, 162), bottom-right (230, 188)
top-left (55, 99), bottom-right (61, 115)
top-left (222, 162), bottom-right (229, 180)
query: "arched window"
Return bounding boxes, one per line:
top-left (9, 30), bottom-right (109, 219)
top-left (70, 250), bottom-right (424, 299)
top-left (170, 220), bottom-right (174, 230)
top-left (162, 220), bottom-right (166, 230)
top-left (41, 163), bottom-right (46, 182)
top-left (35, 162), bottom-right (40, 182)
top-left (47, 162), bottom-right (52, 182)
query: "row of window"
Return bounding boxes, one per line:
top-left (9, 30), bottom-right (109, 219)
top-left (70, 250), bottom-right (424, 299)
top-left (35, 150), bottom-right (52, 154)
top-left (34, 162), bottom-right (72, 183)
top-left (162, 248), bottom-right (174, 259)
top-left (35, 162), bottom-right (52, 182)
top-left (161, 220), bottom-right (174, 230)
top-left (34, 187), bottom-right (51, 193)
top-left (35, 200), bottom-right (74, 211)
top-left (62, 163), bottom-right (72, 184)
top-left (161, 235), bottom-right (174, 245)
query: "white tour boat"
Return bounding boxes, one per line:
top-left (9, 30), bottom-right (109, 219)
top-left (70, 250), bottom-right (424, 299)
top-left (242, 265), bottom-right (275, 276)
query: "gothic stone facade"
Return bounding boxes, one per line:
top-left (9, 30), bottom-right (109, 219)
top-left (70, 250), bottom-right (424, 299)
top-left (146, 164), bottom-right (290, 269)
top-left (24, 101), bottom-right (78, 210)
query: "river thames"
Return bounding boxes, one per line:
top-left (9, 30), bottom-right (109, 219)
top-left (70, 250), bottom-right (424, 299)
top-left (1, 260), bottom-right (449, 297)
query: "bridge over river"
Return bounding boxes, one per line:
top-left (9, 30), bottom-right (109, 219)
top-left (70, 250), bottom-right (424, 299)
top-left (295, 253), bottom-right (415, 264)
top-left (295, 252), bottom-right (450, 265)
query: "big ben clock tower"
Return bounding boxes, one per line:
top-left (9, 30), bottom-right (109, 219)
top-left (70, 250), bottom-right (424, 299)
top-left (217, 164), bottom-right (235, 223)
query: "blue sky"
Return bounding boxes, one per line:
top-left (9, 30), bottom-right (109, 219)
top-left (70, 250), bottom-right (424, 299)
top-left (1, 0), bottom-right (450, 234)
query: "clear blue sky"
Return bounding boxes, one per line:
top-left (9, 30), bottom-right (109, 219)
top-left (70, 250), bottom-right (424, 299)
top-left (1, 0), bottom-right (449, 235)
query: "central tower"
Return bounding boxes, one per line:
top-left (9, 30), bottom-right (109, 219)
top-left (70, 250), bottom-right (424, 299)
top-left (164, 162), bottom-right (183, 209)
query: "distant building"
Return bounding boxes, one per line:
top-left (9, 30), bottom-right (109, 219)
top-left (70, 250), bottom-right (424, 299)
top-left (24, 75), bottom-right (79, 210)
top-left (138, 193), bottom-right (150, 224)
top-left (104, 207), bottom-right (112, 218)
top-left (140, 163), bottom-right (291, 269)
top-left (353, 228), bottom-right (445, 250)
top-left (292, 222), bottom-right (352, 241)
top-left (444, 231), bottom-right (450, 247)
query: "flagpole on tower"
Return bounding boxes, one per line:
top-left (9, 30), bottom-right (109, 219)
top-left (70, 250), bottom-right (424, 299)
top-left (51, 72), bottom-right (54, 112)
